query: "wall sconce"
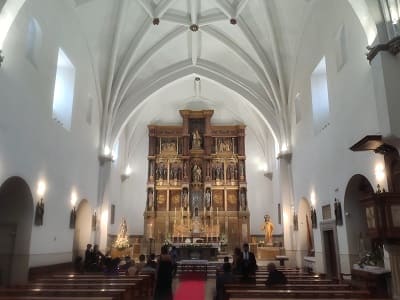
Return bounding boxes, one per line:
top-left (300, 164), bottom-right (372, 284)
top-left (34, 180), bottom-right (46, 226)
top-left (121, 164), bottom-right (132, 181)
top-left (92, 211), bottom-right (97, 231)
top-left (69, 191), bottom-right (77, 229)
top-left (0, 50), bottom-right (4, 67)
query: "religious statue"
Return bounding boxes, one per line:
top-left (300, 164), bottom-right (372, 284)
top-left (192, 163), bottom-right (202, 182)
top-left (261, 214), bottom-right (274, 245)
top-left (311, 207), bottom-right (317, 228)
top-left (182, 189), bottom-right (189, 209)
top-left (113, 218), bottom-right (130, 249)
top-left (192, 129), bottom-right (202, 148)
top-left (240, 189), bottom-right (247, 210)
top-left (334, 198), bottom-right (343, 226)
top-left (205, 189), bottom-right (211, 208)
top-left (293, 212), bottom-right (299, 231)
top-left (120, 218), bottom-right (127, 238)
top-left (34, 198), bottom-right (45, 226)
top-left (148, 189), bottom-right (154, 210)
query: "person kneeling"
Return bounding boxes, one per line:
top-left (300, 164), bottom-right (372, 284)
top-left (265, 263), bottom-right (287, 286)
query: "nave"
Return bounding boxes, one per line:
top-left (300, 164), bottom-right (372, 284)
top-left (0, 255), bottom-right (390, 300)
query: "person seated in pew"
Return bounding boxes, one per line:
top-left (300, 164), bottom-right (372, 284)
top-left (149, 253), bottom-right (158, 269)
top-left (216, 260), bottom-right (234, 300)
top-left (265, 262), bottom-right (287, 286)
top-left (104, 257), bottom-right (121, 275)
top-left (219, 256), bottom-right (231, 272)
top-left (139, 258), bottom-right (157, 275)
top-left (136, 254), bottom-right (146, 274)
top-left (231, 247), bottom-right (243, 275)
top-left (119, 256), bottom-right (132, 271)
top-left (127, 259), bottom-right (138, 275)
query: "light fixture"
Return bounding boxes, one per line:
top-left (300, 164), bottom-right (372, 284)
top-left (0, 50), bottom-right (4, 67)
top-left (374, 163), bottom-right (385, 182)
top-left (34, 180), bottom-right (46, 226)
top-left (99, 145), bottom-right (114, 164)
top-left (190, 24), bottom-right (199, 32)
top-left (121, 164), bottom-right (132, 181)
top-left (69, 191), bottom-right (77, 229)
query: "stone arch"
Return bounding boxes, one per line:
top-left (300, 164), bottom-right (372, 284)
top-left (343, 174), bottom-right (374, 266)
top-left (72, 199), bottom-right (92, 260)
top-left (0, 176), bottom-right (34, 285)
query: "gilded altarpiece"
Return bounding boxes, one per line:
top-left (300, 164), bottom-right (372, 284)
top-left (144, 110), bottom-right (249, 253)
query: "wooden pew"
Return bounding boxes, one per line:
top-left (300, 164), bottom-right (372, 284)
top-left (224, 283), bottom-right (351, 290)
top-left (26, 282), bottom-right (138, 299)
top-left (224, 289), bottom-right (371, 299)
top-left (35, 277), bottom-right (149, 299)
top-left (0, 297), bottom-right (113, 300)
top-left (0, 287), bottom-right (128, 300)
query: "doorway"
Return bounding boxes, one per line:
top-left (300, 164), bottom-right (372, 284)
top-left (0, 176), bottom-right (34, 285)
top-left (0, 224), bottom-right (16, 286)
top-left (320, 220), bottom-right (340, 279)
top-left (72, 199), bottom-right (92, 259)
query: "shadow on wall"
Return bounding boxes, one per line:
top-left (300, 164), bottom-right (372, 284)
top-left (0, 176), bottom-right (34, 285)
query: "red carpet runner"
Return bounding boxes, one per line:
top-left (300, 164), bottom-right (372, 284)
top-left (174, 274), bottom-right (206, 300)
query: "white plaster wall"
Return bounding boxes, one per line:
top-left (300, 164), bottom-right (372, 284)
top-left (290, 0), bottom-right (383, 273)
top-left (0, 0), bottom-right (101, 267)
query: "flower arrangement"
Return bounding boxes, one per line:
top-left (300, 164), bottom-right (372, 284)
top-left (113, 236), bottom-right (130, 250)
top-left (113, 218), bottom-right (131, 250)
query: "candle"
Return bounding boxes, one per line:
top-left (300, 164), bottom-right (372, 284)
top-left (175, 207), bottom-right (177, 219)
top-left (204, 206), bottom-right (206, 216)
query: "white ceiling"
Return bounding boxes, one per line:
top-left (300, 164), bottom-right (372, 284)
top-left (71, 0), bottom-right (313, 154)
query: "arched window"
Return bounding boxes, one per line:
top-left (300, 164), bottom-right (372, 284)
top-left (311, 57), bottom-right (330, 135)
top-left (52, 48), bottom-right (76, 130)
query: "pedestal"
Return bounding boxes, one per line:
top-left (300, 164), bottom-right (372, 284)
top-left (110, 247), bottom-right (133, 258)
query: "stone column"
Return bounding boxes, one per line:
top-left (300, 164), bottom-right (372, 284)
top-left (277, 153), bottom-right (295, 252)
top-left (95, 157), bottom-right (112, 252)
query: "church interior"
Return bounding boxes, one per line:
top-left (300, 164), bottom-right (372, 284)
top-left (0, 0), bottom-right (400, 299)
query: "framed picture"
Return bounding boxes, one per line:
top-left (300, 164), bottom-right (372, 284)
top-left (322, 204), bottom-right (331, 220)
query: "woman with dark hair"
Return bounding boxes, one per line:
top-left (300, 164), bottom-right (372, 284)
top-left (154, 245), bottom-right (173, 300)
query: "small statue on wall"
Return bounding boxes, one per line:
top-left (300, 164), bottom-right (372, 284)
top-left (311, 207), bottom-right (317, 228)
top-left (334, 198), bottom-right (343, 226)
top-left (34, 198), bottom-right (45, 226)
